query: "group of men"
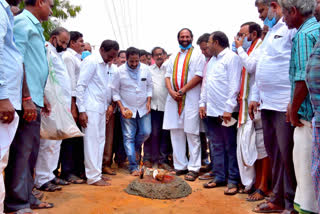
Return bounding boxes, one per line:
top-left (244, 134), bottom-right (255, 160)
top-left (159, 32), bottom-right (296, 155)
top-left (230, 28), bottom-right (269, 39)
top-left (1, 0), bottom-right (320, 214)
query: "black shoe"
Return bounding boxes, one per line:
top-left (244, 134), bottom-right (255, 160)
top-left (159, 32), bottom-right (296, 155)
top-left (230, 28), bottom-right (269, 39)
top-left (174, 169), bottom-right (188, 176)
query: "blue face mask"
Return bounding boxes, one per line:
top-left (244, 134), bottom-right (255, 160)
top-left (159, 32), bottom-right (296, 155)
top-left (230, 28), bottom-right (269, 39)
top-left (231, 41), bottom-right (237, 52)
top-left (242, 37), bottom-right (252, 51)
top-left (264, 7), bottom-right (277, 28)
top-left (179, 43), bottom-right (192, 50)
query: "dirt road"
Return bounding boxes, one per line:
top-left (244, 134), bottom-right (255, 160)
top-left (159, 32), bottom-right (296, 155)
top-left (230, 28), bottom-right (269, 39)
top-left (37, 168), bottom-right (259, 214)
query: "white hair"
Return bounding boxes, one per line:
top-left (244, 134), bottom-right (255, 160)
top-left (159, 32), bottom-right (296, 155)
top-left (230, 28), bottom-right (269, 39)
top-left (279, 0), bottom-right (316, 16)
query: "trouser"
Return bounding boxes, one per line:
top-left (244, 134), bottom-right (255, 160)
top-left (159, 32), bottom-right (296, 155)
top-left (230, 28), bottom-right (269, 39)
top-left (83, 111), bottom-right (106, 184)
top-left (34, 139), bottom-right (62, 188)
top-left (143, 110), bottom-right (171, 164)
top-left (1, 150), bottom-right (9, 214)
top-left (293, 120), bottom-right (318, 213)
top-left (103, 113), bottom-right (115, 167)
top-left (170, 129), bottom-right (201, 172)
top-left (58, 125), bottom-right (84, 179)
top-left (121, 113), bottom-right (151, 172)
top-left (261, 109), bottom-right (296, 210)
top-left (207, 116), bottom-right (240, 184)
top-left (113, 111), bottom-right (126, 164)
top-left (4, 108), bottom-right (42, 213)
top-left (200, 132), bottom-right (209, 165)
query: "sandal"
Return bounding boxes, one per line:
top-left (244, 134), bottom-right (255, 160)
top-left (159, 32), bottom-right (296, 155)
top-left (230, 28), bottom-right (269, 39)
top-left (131, 170), bottom-right (140, 176)
top-left (224, 183), bottom-right (239, 195)
top-left (30, 202), bottom-right (54, 210)
top-left (246, 189), bottom-right (267, 202)
top-left (66, 174), bottom-right (85, 184)
top-left (38, 181), bottom-right (62, 192)
top-left (253, 201), bottom-right (283, 213)
top-left (184, 170), bottom-right (199, 181)
top-left (51, 177), bottom-right (70, 185)
top-left (203, 179), bottom-right (226, 188)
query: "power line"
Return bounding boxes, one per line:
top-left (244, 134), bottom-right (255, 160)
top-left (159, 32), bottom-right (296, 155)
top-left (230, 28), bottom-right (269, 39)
top-left (112, 0), bottom-right (127, 48)
top-left (103, 0), bottom-right (118, 42)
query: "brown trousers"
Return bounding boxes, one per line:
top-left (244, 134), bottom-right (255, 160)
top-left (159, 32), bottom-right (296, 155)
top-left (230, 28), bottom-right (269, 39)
top-left (102, 113), bottom-right (115, 167)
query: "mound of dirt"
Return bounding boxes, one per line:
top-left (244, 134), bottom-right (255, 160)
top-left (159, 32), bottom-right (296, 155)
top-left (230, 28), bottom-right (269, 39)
top-left (125, 175), bottom-right (192, 199)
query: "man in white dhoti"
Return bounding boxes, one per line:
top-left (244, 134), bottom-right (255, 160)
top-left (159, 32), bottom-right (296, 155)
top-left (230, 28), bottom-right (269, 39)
top-left (234, 22), bottom-right (269, 201)
top-left (34, 27), bottom-right (72, 192)
top-left (76, 40), bottom-right (119, 186)
top-left (163, 28), bottom-right (206, 181)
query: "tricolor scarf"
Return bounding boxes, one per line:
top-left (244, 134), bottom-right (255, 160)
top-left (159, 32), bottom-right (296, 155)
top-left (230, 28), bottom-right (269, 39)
top-left (172, 47), bottom-right (194, 116)
top-left (238, 39), bottom-right (261, 127)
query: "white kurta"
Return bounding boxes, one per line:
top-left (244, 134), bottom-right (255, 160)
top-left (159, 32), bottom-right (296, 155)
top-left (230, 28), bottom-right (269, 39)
top-left (35, 42), bottom-right (72, 187)
top-left (163, 48), bottom-right (205, 135)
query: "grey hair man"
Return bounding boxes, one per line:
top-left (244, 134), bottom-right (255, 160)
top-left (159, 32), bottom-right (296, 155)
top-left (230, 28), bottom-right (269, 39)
top-left (34, 27), bottom-right (72, 193)
top-left (280, 0), bottom-right (320, 213)
top-left (251, 0), bottom-right (298, 213)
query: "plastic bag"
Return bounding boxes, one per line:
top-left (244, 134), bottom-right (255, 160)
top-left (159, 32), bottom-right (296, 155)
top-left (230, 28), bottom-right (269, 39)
top-left (40, 48), bottom-right (84, 140)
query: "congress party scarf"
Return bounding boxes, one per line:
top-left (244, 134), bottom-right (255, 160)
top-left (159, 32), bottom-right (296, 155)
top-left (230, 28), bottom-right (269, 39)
top-left (172, 47), bottom-right (193, 116)
top-left (238, 39), bottom-right (260, 127)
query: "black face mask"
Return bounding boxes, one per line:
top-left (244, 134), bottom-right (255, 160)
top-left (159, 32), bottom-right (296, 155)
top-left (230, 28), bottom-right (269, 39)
top-left (54, 37), bottom-right (66, 53)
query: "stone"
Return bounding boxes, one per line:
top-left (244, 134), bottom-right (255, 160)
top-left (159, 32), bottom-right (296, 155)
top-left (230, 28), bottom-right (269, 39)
top-left (125, 175), bottom-right (192, 199)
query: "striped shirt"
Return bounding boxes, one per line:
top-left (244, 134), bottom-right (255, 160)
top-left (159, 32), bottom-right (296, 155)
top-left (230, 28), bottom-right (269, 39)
top-left (306, 41), bottom-right (320, 127)
top-left (289, 16), bottom-right (320, 122)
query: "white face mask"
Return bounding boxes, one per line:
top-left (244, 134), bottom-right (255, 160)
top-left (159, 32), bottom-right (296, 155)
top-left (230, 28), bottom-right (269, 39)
top-left (242, 37), bottom-right (252, 51)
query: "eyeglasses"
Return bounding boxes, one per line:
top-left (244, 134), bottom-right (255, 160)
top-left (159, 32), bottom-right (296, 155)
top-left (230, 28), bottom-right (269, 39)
top-left (153, 53), bottom-right (163, 57)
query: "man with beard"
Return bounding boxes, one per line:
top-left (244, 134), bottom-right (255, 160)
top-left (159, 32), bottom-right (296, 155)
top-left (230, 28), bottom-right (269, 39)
top-left (77, 40), bottom-right (119, 186)
top-left (163, 28), bottom-right (206, 181)
top-left (4, 0), bottom-right (54, 212)
top-left (112, 47), bottom-right (152, 176)
top-left (143, 47), bottom-right (173, 171)
top-left (34, 27), bottom-right (72, 192)
top-left (0, 0), bottom-right (35, 212)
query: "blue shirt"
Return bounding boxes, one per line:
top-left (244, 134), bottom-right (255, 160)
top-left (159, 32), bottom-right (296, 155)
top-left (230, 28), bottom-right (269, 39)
top-left (0, 0), bottom-right (23, 110)
top-left (289, 16), bottom-right (320, 122)
top-left (13, 9), bottom-right (48, 107)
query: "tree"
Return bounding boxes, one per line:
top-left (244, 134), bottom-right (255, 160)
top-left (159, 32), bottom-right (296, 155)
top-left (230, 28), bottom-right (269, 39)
top-left (19, 0), bottom-right (81, 40)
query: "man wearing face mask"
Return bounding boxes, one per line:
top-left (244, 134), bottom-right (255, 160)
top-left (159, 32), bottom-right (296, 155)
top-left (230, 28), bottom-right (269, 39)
top-left (34, 27), bottom-right (72, 192)
top-left (235, 22), bottom-right (270, 201)
top-left (251, 0), bottom-right (297, 213)
top-left (163, 28), bottom-right (206, 181)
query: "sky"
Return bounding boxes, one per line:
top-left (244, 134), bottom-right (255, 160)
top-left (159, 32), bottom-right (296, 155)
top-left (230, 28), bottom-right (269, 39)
top-left (61, 0), bottom-right (263, 54)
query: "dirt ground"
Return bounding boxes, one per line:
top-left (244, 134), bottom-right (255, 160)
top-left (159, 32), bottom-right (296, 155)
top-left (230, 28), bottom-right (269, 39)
top-left (37, 168), bottom-right (260, 214)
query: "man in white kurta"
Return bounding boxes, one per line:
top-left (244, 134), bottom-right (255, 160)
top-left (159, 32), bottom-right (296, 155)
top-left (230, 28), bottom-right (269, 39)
top-left (163, 28), bottom-right (205, 180)
top-left (34, 28), bottom-right (71, 191)
top-left (76, 40), bottom-right (119, 186)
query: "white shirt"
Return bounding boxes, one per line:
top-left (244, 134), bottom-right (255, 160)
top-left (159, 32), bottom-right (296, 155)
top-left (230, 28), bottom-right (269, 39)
top-left (111, 63), bottom-right (153, 118)
top-left (46, 42), bottom-right (71, 107)
top-left (62, 48), bottom-right (81, 97)
top-left (199, 48), bottom-right (242, 117)
top-left (253, 18), bottom-right (296, 111)
top-left (237, 38), bottom-right (263, 104)
top-left (150, 63), bottom-right (168, 111)
top-left (76, 53), bottom-right (111, 113)
top-left (163, 48), bottom-right (205, 135)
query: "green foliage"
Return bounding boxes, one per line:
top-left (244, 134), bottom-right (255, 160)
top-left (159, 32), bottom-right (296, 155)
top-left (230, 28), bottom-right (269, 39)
top-left (19, 0), bottom-right (81, 40)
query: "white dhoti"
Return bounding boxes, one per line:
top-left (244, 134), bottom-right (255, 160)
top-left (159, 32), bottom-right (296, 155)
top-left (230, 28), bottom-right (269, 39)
top-left (237, 115), bottom-right (267, 190)
top-left (293, 119), bottom-right (318, 213)
top-left (170, 129), bottom-right (201, 172)
top-left (0, 112), bottom-right (19, 214)
top-left (0, 150), bottom-right (9, 214)
top-left (34, 139), bottom-right (62, 188)
top-left (83, 111), bottom-right (106, 184)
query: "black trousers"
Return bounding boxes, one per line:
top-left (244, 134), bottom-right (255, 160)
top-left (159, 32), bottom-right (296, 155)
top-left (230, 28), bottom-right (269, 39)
top-left (261, 109), bottom-right (296, 210)
top-left (4, 108), bottom-right (41, 212)
top-left (58, 133), bottom-right (85, 179)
